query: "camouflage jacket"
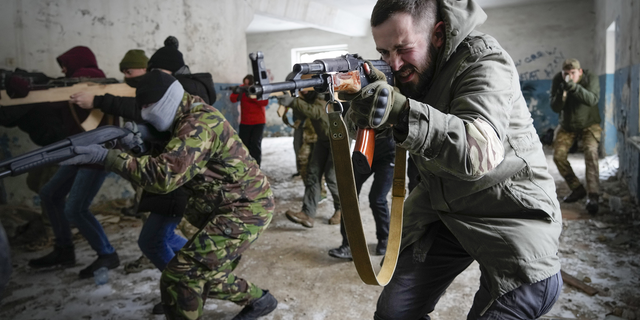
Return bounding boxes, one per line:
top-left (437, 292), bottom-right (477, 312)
top-left (393, 0), bottom-right (562, 304)
top-left (550, 69), bottom-right (601, 132)
top-left (105, 93), bottom-right (273, 228)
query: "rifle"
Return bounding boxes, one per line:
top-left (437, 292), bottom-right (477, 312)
top-left (248, 51), bottom-right (394, 173)
top-left (0, 123), bottom-right (169, 179)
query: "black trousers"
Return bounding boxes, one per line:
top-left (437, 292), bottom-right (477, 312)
top-left (238, 123), bottom-right (265, 166)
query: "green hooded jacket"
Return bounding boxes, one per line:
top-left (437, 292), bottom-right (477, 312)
top-left (550, 69), bottom-right (601, 132)
top-left (394, 0), bottom-right (562, 307)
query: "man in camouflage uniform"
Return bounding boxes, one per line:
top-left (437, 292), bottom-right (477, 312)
top-left (551, 58), bottom-right (601, 214)
top-left (60, 70), bottom-right (277, 320)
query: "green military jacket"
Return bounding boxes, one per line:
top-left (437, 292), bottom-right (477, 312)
top-left (290, 97), bottom-right (330, 142)
top-left (105, 93), bottom-right (273, 228)
top-left (551, 69), bottom-right (601, 132)
top-left (394, 0), bottom-right (562, 305)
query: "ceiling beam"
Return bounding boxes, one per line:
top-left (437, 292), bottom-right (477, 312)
top-left (248, 0), bottom-right (370, 37)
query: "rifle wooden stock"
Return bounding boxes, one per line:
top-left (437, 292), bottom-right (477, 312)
top-left (0, 82), bottom-right (135, 107)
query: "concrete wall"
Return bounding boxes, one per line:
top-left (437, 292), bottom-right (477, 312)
top-left (593, 0), bottom-right (640, 202)
top-left (477, 0), bottom-right (595, 137)
top-left (0, 0), bottom-right (256, 207)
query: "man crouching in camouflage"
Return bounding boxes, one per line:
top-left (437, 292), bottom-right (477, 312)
top-left (59, 69), bottom-right (277, 320)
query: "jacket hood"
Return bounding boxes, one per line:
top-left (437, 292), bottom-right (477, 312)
top-left (56, 46), bottom-right (104, 78)
top-left (435, 0), bottom-right (487, 71)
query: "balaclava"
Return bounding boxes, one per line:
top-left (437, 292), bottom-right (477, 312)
top-left (136, 70), bottom-right (185, 131)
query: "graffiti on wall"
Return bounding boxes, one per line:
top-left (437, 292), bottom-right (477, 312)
top-left (515, 47), bottom-right (565, 82)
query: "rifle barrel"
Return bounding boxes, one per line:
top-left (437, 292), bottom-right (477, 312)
top-left (249, 78), bottom-right (324, 97)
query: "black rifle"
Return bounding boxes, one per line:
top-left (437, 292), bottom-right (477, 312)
top-left (248, 51), bottom-right (394, 173)
top-left (0, 123), bottom-right (169, 179)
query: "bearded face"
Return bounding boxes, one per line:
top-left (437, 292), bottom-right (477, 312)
top-left (372, 12), bottom-right (441, 99)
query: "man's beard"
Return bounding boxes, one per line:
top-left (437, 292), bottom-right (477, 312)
top-left (396, 43), bottom-right (438, 100)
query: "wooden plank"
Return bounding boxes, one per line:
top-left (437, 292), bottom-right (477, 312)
top-left (0, 82), bottom-right (135, 107)
top-left (561, 270), bottom-right (599, 296)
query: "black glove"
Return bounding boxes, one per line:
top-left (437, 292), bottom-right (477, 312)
top-left (119, 122), bottom-right (144, 152)
top-left (339, 61), bottom-right (407, 129)
top-left (564, 79), bottom-right (577, 91)
top-left (59, 145), bottom-right (108, 166)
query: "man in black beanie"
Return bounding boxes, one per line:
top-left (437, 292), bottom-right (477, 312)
top-left (147, 36), bottom-right (217, 105)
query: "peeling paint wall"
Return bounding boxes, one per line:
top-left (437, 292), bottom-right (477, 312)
top-left (477, 0), bottom-right (595, 137)
top-left (0, 0), bottom-right (256, 207)
top-left (594, 0), bottom-right (640, 202)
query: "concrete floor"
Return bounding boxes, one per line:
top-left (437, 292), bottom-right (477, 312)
top-left (0, 138), bottom-right (638, 320)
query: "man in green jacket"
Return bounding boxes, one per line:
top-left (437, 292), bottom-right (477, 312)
top-left (59, 70), bottom-right (277, 320)
top-left (550, 58), bottom-right (601, 214)
top-left (340, 0), bottom-right (562, 318)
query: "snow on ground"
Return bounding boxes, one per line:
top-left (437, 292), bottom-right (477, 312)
top-left (0, 138), bottom-right (639, 320)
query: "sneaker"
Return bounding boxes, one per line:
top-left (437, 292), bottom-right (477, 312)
top-left (285, 210), bottom-right (314, 228)
top-left (563, 185), bottom-right (587, 203)
top-left (124, 255), bottom-right (154, 274)
top-left (231, 290), bottom-right (278, 320)
top-left (28, 245), bottom-right (75, 269)
top-left (328, 244), bottom-right (352, 260)
top-left (328, 210), bottom-right (341, 225)
top-left (79, 251), bottom-right (120, 279)
top-left (152, 301), bottom-right (164, 315)
top-left (375, 239), bottom-right (388, 256)
top-left (586, 193), bottom-right (599, 214)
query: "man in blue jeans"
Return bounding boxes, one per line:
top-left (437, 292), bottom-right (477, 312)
top-left (328, 134), bottom-right (395, 259)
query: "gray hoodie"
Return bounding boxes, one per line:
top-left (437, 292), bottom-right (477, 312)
top-left (397, 0), bottom-right (562, 308)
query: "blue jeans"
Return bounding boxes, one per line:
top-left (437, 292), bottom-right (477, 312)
top-left (40, 165), bottom-right (114, 255)
top-left (374, 222), bottom-right (562, 320)
top-left (138, 212), bottom-right (187, 271)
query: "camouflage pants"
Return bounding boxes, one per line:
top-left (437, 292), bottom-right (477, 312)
top-left (160, 197), bottom-right (274, 320)
top-left (297, 119), bottom-right (317, 183)
top-left (553, 124), bottom-right (601, 194)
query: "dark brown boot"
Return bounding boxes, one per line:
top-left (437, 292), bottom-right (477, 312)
top-left (285, 210), bottom-right (314, 228)
top-left (328, 210), bottom-right (341, 225)
top-left (563, 185), bottom-right (587, 203)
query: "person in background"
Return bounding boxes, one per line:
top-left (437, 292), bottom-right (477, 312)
top-left (58, 70), bottom-right (277, 320)
top-left (230, 74), bottom-right (268, 166)
top-left (340, 0), bottom-right (563, 318)
top-left (278, 91), bottom-right (341, 228)
top-left (28, 46), bottom-right (121, 279)
top-left (550, 58), bottom-right (602, 214)
top-left (328, 132), bottom-right (395, 260)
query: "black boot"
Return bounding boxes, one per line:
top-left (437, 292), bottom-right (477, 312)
top-left (328, 244), bottom-right (352, 260)
top-left (29, 245), bottom-right (75, 269)
top-left (79, 251), bottom-right (120, 279)
top-left (232, 290), bottom-right (277, 320)
top-left (563, 185), bottom-right (587, 203)
top-left (151, 301), bottom-right (164, 315)
top-left (376, 239), bottom-right (388, 256)
top-left (586, 193), bottom-right (599, 214)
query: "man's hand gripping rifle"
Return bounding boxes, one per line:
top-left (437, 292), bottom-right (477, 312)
top-left (248, 51), bottom-right (393, 173)
top-left (0, 123), bottom-right (168, 179)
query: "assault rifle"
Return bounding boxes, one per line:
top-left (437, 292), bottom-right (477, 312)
top-left (0, 123), bottom-right (169, 179)
top-left (248, 51), bottom-right (394, 173)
